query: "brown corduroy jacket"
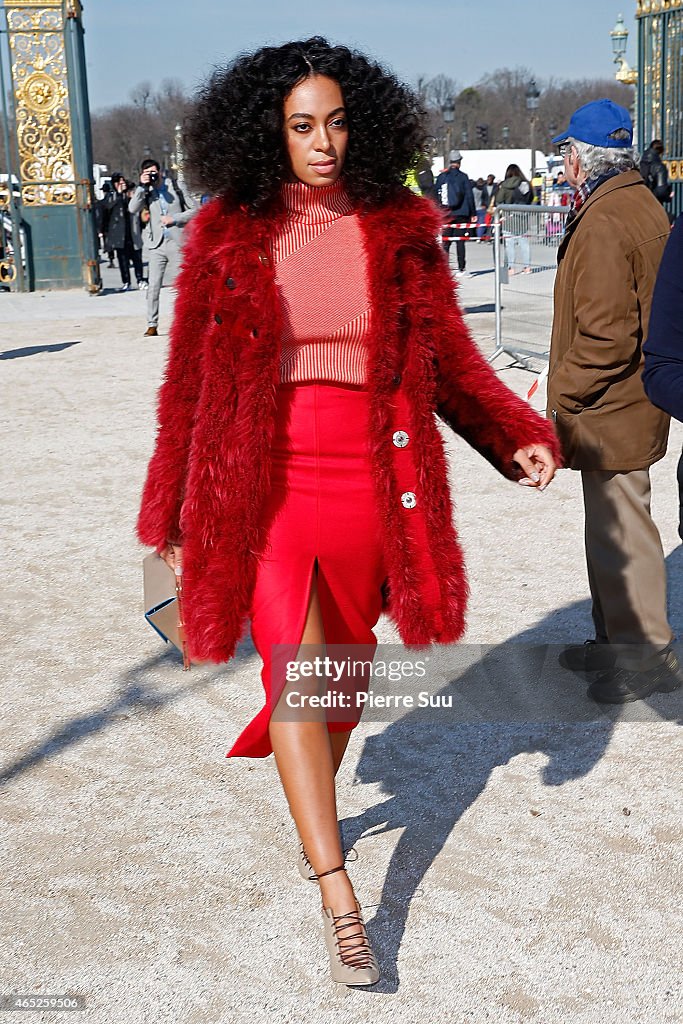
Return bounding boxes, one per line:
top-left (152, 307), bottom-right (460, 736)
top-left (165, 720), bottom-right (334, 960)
top-left (547, 169), bottom-right (671, 471)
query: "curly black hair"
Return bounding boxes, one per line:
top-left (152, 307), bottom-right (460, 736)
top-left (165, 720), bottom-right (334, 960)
top-left (182, 36), bottom-right (426, 210)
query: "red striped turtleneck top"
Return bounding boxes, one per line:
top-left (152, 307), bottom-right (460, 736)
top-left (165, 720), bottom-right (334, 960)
top-left (268, 178), bottom-right (370, 385)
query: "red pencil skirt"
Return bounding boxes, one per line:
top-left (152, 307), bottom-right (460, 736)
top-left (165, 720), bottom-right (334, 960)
top-left (226, 381), bottom-right (387, 759)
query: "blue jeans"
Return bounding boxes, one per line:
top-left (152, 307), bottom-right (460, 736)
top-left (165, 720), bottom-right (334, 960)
top-left (504, 233), bottom-right (530, 270)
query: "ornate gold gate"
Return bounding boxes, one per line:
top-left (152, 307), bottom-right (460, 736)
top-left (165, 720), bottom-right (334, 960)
top-left (0, 0), bottom-right (100, 289)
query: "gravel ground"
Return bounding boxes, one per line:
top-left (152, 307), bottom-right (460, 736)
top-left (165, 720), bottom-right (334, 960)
top-left (1, 250), bottom-right (681, 1024)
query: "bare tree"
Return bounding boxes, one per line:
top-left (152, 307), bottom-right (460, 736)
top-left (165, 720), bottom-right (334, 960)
top-left (416, 74), bottom-right (460, 149)
top-left (89, 71), bottom-right (636, 180)
top-left (419, 67), bottom-right (635, 151)
top-left (130, 81), bottom-right (153, 112)
top-left (426, 74), bottom-right (460, 108)
top-left (91, 80), bottom-right (192, 180)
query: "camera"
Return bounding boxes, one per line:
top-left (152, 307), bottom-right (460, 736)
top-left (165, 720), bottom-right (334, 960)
top-left (148, 171), bottom-right (159, 185)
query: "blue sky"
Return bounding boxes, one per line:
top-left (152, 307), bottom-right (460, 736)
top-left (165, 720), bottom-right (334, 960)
top-left (84, 1), bottom-right (637, 112)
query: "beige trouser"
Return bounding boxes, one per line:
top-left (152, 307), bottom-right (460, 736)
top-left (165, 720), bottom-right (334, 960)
top-left (581, 468), bottom-right (672, 669)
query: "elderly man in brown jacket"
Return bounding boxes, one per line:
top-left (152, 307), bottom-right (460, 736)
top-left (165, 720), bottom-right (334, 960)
top-left (548, 99), bottom-right (681, 703)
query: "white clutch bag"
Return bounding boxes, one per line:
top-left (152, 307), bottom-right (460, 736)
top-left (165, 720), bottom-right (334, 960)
top-left (142, 552), bottom-right (191, 669)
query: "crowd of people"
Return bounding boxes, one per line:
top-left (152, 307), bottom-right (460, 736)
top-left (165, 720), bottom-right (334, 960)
top-left (98, 127), bottom-right (676, 327)
top-left (95, 158), bottom-right (197, 334)
top-left (408, 134), bottom-right (675, 275)
top-left (96, 174), bottom-right (145, 290)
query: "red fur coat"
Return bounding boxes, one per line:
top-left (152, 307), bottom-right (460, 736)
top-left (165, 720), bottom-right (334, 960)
top-left (137, 187), bottom-right (561, 662)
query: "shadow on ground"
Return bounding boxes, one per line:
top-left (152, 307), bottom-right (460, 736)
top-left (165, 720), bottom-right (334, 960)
top-left (0, 650), bottom-right (220, 787)
top-left (0, 623), bottom-right (260, 789)
top-left (342, 544), bottom-right (683, 992)
top-left (0, 342), bottom-right (81, 360)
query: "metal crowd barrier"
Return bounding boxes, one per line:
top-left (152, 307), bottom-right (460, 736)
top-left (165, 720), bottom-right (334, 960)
top-left (488, 204), bottom-right (569, 370)
top-left (438, 215), bottom-right (491, 244)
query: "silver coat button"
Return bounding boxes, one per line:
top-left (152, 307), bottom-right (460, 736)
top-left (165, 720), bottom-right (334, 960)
top-left (400, 491), bottom-right (417, 509)
top-left (392, 430), bottom-right (409, 448)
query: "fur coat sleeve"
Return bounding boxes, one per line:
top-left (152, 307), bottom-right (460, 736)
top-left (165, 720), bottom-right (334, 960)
top-left (136, 212), bottom-right (213, 550)
top-left (436, 267), bottom-right (562, 476)
top-left (402, 204), bottom-right (563, 476)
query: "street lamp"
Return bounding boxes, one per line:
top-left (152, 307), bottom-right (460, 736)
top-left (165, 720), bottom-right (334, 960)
top-left (174, 123), bottom-right (184, 172)
top-left (501, 124), bottom-right (510, 147)
top-left (610, 13), bottom-right (638, 85)
top-left (441, 97), bottom-right (455, 158)
top-left (461, 120), bottom-right (469, 147)
top-left (525, 78), bottom-right (540, 177)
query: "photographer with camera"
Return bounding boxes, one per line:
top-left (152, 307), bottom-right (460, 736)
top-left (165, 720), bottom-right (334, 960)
top-left (128, 157), bottom-right (197, 336)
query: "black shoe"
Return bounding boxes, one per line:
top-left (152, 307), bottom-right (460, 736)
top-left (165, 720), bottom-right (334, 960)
top-left (559, 640), bottom-right (615, 674)
top-left (588, 647), bottom-right (683, 704)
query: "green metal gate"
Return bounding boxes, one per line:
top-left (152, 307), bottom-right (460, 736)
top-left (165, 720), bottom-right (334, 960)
top-left (637, 0), bottom-right (683, 219)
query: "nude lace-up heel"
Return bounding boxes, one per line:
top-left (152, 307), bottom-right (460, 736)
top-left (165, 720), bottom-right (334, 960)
top-left (298, 840), bottom-right (318, 882)
top-left (296, 834), bottom-right (358, 882)
top-left (317, 865), bottom-right (380, 986)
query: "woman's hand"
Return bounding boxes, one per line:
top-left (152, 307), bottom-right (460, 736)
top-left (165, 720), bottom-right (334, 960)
top-left (159, 542), bottom-right (183, 571)
top-left (512, 445), bottom-right (557, 491)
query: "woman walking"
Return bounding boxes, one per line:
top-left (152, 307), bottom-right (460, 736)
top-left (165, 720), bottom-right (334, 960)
top-left (495, 163), bottom-right (534, 274)
top-left (137, 37), bottom-right (560, 987)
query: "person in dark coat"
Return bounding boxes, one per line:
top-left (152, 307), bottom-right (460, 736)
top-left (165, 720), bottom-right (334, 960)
top-left (415, 136), bottom-right (437, 201)
top-left (640, 139), bottom-right (673, 210)
top-left (95, 182), bottom-right (115, 267)
top-left (643, 213), bottom-right (683, 540)
top-left (102, 172), bottom-right (143, 290)
top-left (435, 149), bottom-right (476, 275)
top-left (484, 172), bottom-right (498, 205)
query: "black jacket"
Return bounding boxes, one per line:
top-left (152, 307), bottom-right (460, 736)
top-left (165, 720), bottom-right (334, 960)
top-left (483, 182), bottom-right (498, 207)
top-left (102, 190), bottom-right (132, 250)
top-left (415, 153), bottom-right (436, 200)
top-left (640, 147), bottom-right (671, 205)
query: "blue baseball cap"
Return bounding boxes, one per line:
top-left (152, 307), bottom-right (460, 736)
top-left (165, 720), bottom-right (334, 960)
top-left (551, 99), bottom-right (633, 148)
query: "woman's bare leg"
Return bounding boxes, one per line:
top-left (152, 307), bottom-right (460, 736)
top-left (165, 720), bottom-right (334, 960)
top-left (268, 571), bottom-right (360, 922)
top-left (330, 729), bottom-right (352, 774)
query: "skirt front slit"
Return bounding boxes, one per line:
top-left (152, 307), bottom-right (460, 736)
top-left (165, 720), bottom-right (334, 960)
top-left (226, 381), bottom-right (387, 759)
